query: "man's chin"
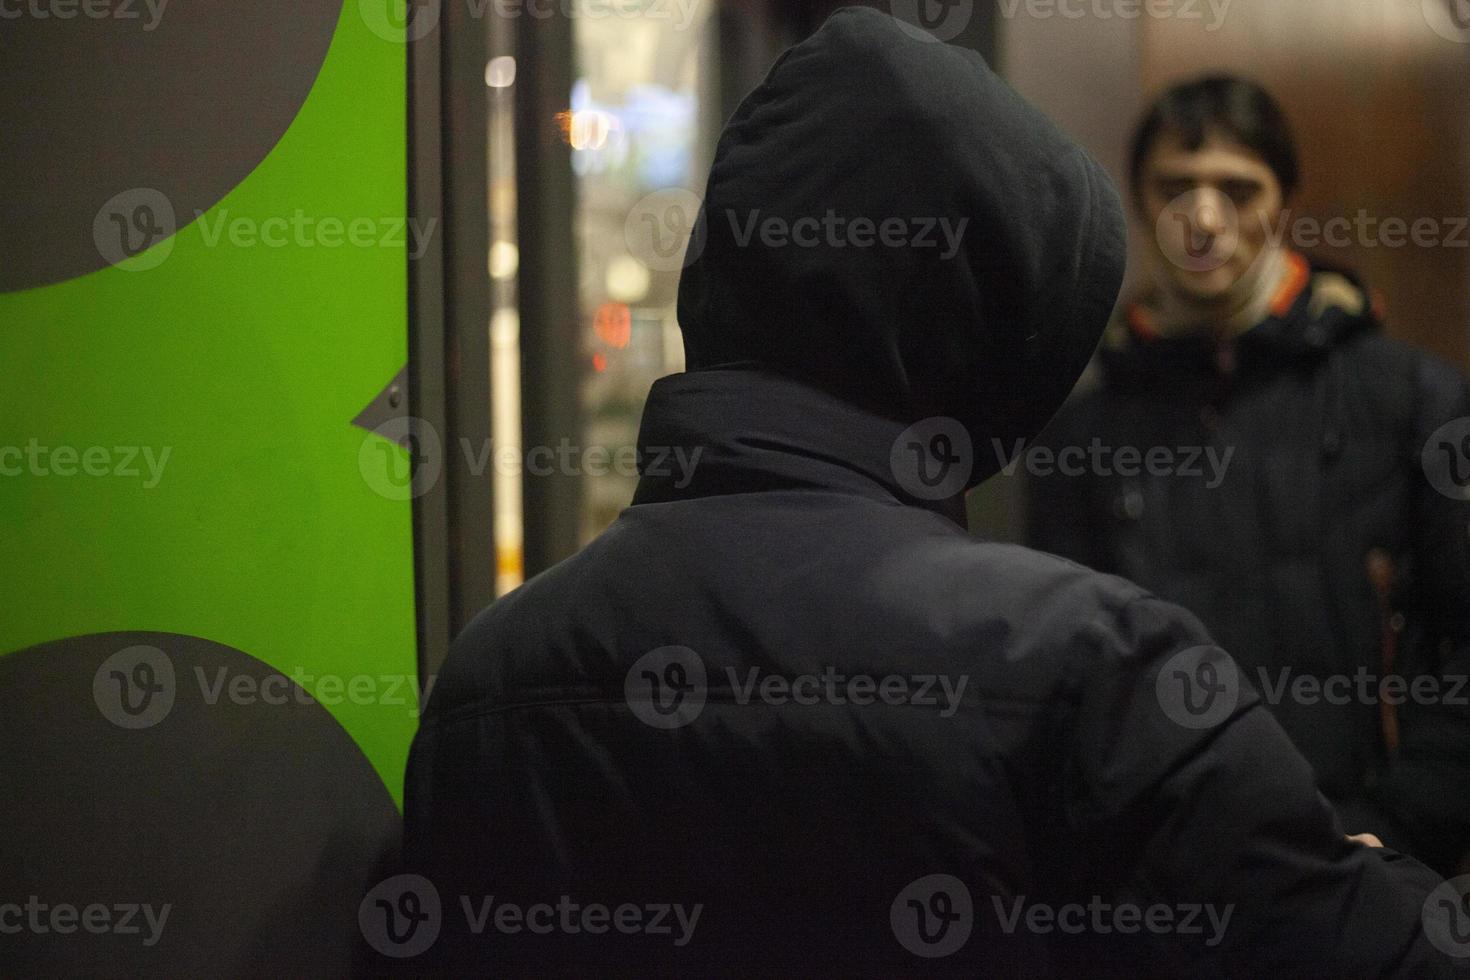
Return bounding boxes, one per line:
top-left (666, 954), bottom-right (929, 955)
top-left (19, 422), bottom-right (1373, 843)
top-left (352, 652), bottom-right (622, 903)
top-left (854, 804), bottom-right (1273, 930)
top-left (1166, 269), bottom-right (1241, 304)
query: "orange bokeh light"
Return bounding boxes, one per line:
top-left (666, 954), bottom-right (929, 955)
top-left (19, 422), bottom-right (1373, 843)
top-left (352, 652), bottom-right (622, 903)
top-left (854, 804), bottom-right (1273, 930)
top-left (594, 302), bottom-right (632, 349)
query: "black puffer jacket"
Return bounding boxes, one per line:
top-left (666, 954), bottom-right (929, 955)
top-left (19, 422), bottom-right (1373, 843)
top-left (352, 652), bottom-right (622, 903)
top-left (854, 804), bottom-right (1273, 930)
top-left (1029, 258), bottom-right (1470, 874)
top-left (400, 9), bottom-right (1467, 978)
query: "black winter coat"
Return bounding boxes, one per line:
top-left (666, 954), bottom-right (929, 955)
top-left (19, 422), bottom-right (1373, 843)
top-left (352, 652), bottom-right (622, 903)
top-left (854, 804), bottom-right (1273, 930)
top-left (404, 369), bottom-right (1463, 977)
top-left (1029, 257), bottom-right (1470, 873)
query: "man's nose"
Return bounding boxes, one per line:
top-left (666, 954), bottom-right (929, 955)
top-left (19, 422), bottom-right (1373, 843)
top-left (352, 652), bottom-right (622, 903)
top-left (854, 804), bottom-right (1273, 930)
top-left (1190, 189), bottom-right (1231, 237)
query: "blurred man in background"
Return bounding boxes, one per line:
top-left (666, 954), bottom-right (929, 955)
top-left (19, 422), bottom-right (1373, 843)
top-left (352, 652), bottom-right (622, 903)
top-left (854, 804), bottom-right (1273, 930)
top-left (1029, 75), bottom-right (1470, 876)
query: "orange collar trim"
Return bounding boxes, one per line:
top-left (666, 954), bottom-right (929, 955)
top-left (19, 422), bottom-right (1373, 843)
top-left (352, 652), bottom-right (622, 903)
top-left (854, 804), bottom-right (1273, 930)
top-left (1268, 250), bottom-right (1311, 318)
top-left (1128, 250), bottom-right (1311, 343)
top-left (1126, 303), bottom-right (1159, 341)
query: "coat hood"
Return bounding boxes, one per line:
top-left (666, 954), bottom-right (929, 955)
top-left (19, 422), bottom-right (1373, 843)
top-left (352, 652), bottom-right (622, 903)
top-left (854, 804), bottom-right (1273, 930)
top-left (675, 6), bottom-right (1127, 486)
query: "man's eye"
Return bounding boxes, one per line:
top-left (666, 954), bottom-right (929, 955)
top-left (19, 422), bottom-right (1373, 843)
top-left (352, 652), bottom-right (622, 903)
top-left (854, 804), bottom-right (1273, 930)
top-left (1156, 180), bottom-right (1194, 200)
top-left (1221, 181), bottom-right (1261, 206)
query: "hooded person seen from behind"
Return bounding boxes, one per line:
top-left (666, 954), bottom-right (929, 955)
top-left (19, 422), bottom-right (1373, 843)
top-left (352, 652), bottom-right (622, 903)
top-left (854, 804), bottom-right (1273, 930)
top-left (402, 8), bottom-right (1469, 977)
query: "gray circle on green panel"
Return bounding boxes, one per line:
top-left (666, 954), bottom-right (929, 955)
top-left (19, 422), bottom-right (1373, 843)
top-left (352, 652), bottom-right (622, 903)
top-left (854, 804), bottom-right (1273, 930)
top-left (0, 631), bottom-right (402, 976)
top-left (0, 1), bottom-right (343, 291)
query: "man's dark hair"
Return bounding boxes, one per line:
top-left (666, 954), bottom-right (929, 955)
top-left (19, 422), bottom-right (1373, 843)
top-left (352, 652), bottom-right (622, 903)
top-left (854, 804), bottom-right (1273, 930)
top-left (1128, 74), bottom-right (1300, 209)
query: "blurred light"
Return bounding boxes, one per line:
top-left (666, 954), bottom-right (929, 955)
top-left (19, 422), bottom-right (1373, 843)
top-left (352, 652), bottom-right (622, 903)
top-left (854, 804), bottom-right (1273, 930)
top-left (556, 109), bottom-right (615, 150)
top-left (592, 352), bottom-right (608, 372)
top-left (489, 241), bottom-right (519, 280)
top-left (491, 308), bottom-right (519, 347)
top-left (491, 177), bottom-right (516, 222)
top-left (489, 305), bottom-right (522, 596)
top-left (621, 84), bottom-right (697, 189)
top-left (605, 255), bottom-right (650, 303)
top-left (564, 78), bottom-right (631, 177)
top-left (485, 56), bottom-right (516, 88)
top-left (594, 302), bottom-right (632, 350)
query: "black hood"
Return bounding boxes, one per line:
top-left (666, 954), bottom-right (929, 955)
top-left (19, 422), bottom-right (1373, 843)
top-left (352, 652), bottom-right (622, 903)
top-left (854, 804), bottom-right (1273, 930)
top-left (674, 6), bottom-right (1127, 486)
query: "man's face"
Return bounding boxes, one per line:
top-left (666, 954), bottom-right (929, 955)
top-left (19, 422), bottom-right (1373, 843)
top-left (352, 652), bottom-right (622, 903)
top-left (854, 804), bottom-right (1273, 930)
top-left (1139, 132), bottom-right (1285, 303)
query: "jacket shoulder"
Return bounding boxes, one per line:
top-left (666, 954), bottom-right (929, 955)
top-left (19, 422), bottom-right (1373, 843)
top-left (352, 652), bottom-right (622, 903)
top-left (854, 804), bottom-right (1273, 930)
top-left (905, 537), bottom-right (1213, 673)
top-left (1340, 331), bottom-right (1470, 431)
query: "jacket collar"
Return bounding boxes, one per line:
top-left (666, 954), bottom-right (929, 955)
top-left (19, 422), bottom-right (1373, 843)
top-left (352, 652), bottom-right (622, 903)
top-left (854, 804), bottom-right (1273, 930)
top-left (631, 366), bottom-right (967, 523)
top-left (1101, 255), bottom-right (1380, 393)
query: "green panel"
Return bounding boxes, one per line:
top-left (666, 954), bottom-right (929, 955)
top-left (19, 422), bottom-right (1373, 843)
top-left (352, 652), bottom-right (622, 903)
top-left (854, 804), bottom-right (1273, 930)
top-left (0, 3), bottom-right (417, 805)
